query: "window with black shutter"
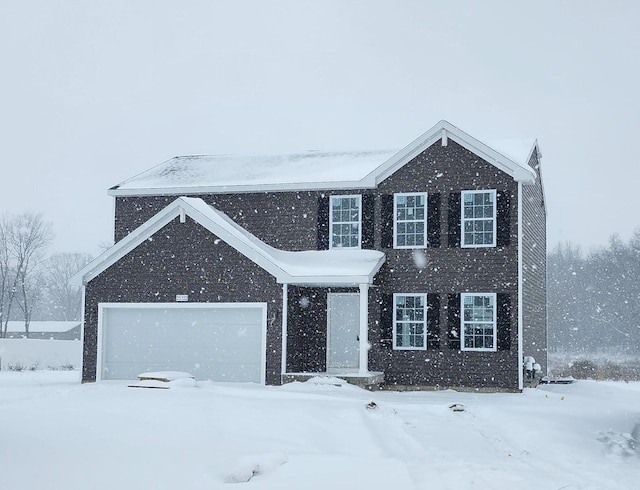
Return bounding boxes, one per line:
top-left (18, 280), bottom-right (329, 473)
top-left (362, 194), bottom-right (375, 249)
top-left (447, 193), bottom-right (461, 248)
top-left (496, 191), bottom-right (511, 247)
top-left (427, 193), bottom-right (441, 248)
top-left (447, 293), bottom-right (461, 349)
top-left (380, 194), bottom-right (394, 249)
top-left (496, 293), bottom-right (511, 351)
top-left (426, 293), bottom-right (440, 349)
top-left (317, 195), bottom-right (330, 250)
top-left (380, 293), bottom-right (393, 343)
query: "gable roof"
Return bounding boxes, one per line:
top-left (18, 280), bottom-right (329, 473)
top-left (69, 197), bottom-right (385, 287)
top-left (108, 120), bottom-right (536, 196)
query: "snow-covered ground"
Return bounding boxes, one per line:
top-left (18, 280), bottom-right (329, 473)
top-left (1, 372), bottom-right (638, 490)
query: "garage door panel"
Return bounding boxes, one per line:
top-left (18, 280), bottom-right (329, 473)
top-left (100, 304), bottom-right (265, 383)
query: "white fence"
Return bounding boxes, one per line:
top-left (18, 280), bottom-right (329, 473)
top-left (0, 339), bottom-right (82, 371)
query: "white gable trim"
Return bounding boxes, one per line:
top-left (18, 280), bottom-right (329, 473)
top-left (70, 197), bottom-right (385, 287)
top-left (362, 120), bottom-right (536, 187)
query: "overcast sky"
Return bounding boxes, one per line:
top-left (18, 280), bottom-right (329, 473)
top-left (1, 1), bottom-right (639, 256)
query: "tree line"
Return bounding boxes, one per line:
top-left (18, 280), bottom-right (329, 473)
top-left (548, 230), bottom-right (640, 356)
top-left (0, 213), bottom-right (92, 338)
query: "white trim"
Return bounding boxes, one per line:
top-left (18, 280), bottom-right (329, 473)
top-left (392, 293), bottom-right (428, 351)
top-left (517, 181), bottom-right (524, 389)
top-left (79, 285), bottom-right (86, 380)
top-left (460, 293), bottom-right (498, 352)
top-left (97, 302), bottom-right (268, 384)
top-left (358, 284), bottom-right (369, 375)
top-left (367, 120), bottom-right (536, 187)
top-left (460, 189), bottom-right (497, 248)
top-left (329, 194), bottom-right (362, 249)
top-left (69, 197), bottom-right (385, 287)
top-left (393, 192), bottom-right (428, 249)
top-left (281, 284), bottom-right (288, 377)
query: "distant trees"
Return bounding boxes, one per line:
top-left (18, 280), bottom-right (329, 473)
top-left (0, 213), bottom-right (92, 338)
top-left (39, 253), bottom-right (93, 321)
top-left (548, 230), bottom-right (640, 356)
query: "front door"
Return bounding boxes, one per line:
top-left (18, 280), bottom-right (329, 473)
top-left (327, 293), bottom-right (360, 372)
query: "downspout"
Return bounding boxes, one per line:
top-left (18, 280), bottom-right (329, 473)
top-left (281, 283), bottom-right (288, 381)
top-left (517, 182), bottom-right (524, 390)
top-left (79, 282), bottom-right (86, 383)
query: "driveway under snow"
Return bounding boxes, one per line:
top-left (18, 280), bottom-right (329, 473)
top-left (1, 372), bottom-right (638, 489)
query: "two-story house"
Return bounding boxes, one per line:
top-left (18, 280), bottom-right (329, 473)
top-left (71, 120), bottom-right (547, 391)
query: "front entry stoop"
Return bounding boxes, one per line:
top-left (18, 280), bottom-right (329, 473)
top-left (282, 372), bottom-right (384, 390)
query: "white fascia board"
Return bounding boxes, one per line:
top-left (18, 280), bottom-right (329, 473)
top-left (366, 124), bottom-right (445, 186)
top-left (70, 197), bottom-right (291, 286)
top-left (368, 120), bottom-right (536, 186)
top-left (108, 179), bottom-right (377, 197)
top-left (278, 275), bottom-right (373, 286)
top-left (70, 197), bottom-right (386, 288)
top-left (442, 122), bottom-right (536, 184)
top-left (69, 203), bottom-right (182, 286)
top-left (179, 198), bottom-right (291, 283)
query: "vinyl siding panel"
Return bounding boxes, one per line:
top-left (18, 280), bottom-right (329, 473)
top-left (521, 148), bottom-right (548, 373)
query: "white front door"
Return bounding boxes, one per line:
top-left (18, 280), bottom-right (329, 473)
top-left (327, 293), bottom-right (360, 372)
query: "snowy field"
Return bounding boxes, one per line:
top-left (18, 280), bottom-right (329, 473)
top-left (1, 372), bottom-right (639, 490)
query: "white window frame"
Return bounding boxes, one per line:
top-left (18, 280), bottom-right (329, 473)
top-left (329, 194), bottom-right (362, 249)
top-left (461, 189), bottom-right (497, 248)
top-left (460, 293), bottom-right (497, 352)
top-left (393, 192), bottom-right (428, 249)
top-left (393, 293), bottom-right (427, 350)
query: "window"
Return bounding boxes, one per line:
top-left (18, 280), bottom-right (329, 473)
top-left (393, 294), bottom-right (426, 349)
top-left (394, 193), bottom-right (427, 248)
top-left (330, 195), bottom-right (361, 249)
top-left (461, 293), bottom-right (496, 351)
top-left (461, 190), bottom-right (496, 247)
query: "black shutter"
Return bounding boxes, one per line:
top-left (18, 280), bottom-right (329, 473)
top-left (361, 194), bottom-right (375, 249)
top-left (447, 293), bottom-right (461, 349)
top-left (426, 293), bottom-right (440, 349)
top-left (496, 191), bottom-right (511, 247)
top-left (317, 195), bottom-right (330, 250)
top-left (496, 293), bottom-right (512, 351)
top-left (380, 293), bottom-right (394, 343)
top-left (427, 193), bottom-right (441, 248)
top-left (447, 192), bottom-right (461, 248)
top-left (380, 194), bottom-right (394, 249)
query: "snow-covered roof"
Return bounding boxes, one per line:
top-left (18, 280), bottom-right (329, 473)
top-left (108, 121), bottom-right (537, 196)
top-left (4, 321), bottom-right (80, 333)
top-left (70, 197), bottom-right (386, 287)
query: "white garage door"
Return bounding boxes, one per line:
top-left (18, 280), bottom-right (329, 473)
top-left (98, 303), bottom-right (266, 383)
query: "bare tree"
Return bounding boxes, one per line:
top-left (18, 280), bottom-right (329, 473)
top-left (0, 215), bottom-right (12, 336)
top-left (2, 213), bottom-right (53, 338)
top-left (42, 253), bottom-right (92, 321)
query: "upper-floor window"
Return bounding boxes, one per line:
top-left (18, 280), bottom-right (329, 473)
top-left (330, 195), bottom-right (361, 249)
top-left (394, 193), bottom-right (427, 248)
top-left (462, 190), bottom-right (496, 247)
top-left (393, 293), bottom-right (426, 350)
top-left (461, 293), bottom-right (496, 351)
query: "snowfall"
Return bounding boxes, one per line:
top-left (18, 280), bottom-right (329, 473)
top-left (1, 372), bottom-right (639, 490)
